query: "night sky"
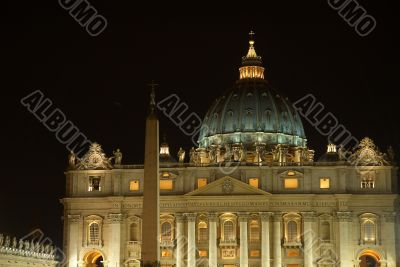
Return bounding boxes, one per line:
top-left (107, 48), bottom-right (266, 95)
top-left (2, 0), bottom-right (398, 248)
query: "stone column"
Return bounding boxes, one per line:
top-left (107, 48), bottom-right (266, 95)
top-left (272, 212), bottom-right (282, 267)
top-left (238, 212), bottom-right (249, 267)
top-left (302, 212), bottom-right (317, 267)
top-left (67, 215), bottom-right (80, 267)
top-left (260, 212), bottom-right (273, 267)
top-left (186, 213), bottom-right (197, 267)
top-left (382, 212), bottom-right (397, 266)
top-left (208, 213), bottom-right (218, 267)
top-left (337, 211), bottom-right (353, 267)
top-left (175, 213), bottom-right (185, 267)
top-left (107, 213), bottom-right (123, 267)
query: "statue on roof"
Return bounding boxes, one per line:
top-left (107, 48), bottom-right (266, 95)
top-left (113, 149), bottom-right (123, 165)
top-left (68, 150), bottom-right (76, 169)
top-left (177, 147), bottom-right (185, 163)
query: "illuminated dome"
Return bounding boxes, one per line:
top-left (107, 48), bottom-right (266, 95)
top-left (198, 32), bottom-right (307, 149)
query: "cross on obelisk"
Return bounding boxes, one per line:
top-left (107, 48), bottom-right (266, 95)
top-left (142, 81), bottom-right (160, 267)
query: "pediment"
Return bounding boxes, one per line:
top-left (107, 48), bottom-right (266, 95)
top-left (185, 176), bottom-right (271, 196)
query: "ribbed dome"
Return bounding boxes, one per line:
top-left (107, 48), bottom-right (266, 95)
top-left (198, 32), bottom-right (307, 149)
top-left (198, 79), bottom-right (307, 148)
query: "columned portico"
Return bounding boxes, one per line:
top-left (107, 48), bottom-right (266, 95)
top-left (175, 213), bottom-right (185, 267)
top-left (337, 211), bottom-right (353, 267)
top-left (238, 212), bottom-right (249, 267)
top-left (260, 212), bottom-right (273, 267)
top-left (302, 211), bottom-right (317, 267)
top-left (186, 213), bottom-right (197, 267)
top-left (208, 213), bottom-right (218, 267)
top-left (273, 212), bottom-right (282, 267)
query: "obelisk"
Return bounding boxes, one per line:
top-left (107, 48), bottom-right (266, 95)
top-left (141, 82), bottom-right (160, 267)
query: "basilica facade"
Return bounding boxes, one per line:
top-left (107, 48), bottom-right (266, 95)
top-left (62, 34), bottom-right (400, 267)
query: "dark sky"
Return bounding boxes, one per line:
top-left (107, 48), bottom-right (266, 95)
top-left (2, 0), bottom-right (398, 247)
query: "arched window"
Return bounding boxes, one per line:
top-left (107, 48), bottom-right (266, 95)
top-left (250, 220), bottom-right (260, 241)
top-left (363, 220), bottom-right (376, 243)
top-left (287, 221), bottom-right (297, 242)
top-left (89, 222), bottom-right (100, 245)
top-left (321, 222), bottom-right (330, 241)
top-left (130, 223), bottom-right (139, 241)
top-left (161, 222), bottom-right (172, 241)
top-left (198, 221), bottom-right (208, 241)
top-left (223, 221), bottom-right (234, 241)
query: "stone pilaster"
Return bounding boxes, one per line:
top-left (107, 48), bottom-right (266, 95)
top-left (382, 212), bottom-right (397, 266)
top-left (272, 212), bottom-right (282, 267)
top-left (208, 213), bottom-right (218, 267)
top-left (107, 213), bottom-right (123, 267)
top-left (67, 214), bottom-right (80, 267)
top-left (238, 212), bottom-right (249, 267)
top-left (336, 211), bottom-right (353, 267)
top-left (175, 213), bottom-right (185, 267)
top-left (301, 212), bottom-right (317, 267)
top-left (260, 212), bottom-right (273, 267)
top-left (186, 213), bottom-right (197, 267)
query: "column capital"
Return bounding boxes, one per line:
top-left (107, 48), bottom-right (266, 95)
top-left (107, 213), bottom-right (123, 223)
top-left (272, 212), bottom-right (283, 222)
top-left (259, 212), bottom-right (273, 221)
top-left (207, 212), bottom-right (219, 222)
top-left (238, 212), bottom-right (249, 222)
top-left (68, 214), bottom-right (81, 223)
top-left (301, 211), bottom-right (317, 222)
top-left (185, 213), bottom-right (197, 222)
top-left (383, 212), bottom-right (396, 223)
top-left (175, 213), bottom-right (185, 223)
top-left (336, 211), bottom-right (353, 222)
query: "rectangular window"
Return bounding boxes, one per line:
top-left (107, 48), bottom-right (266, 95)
top-left (161, 250), bottom-right (172, 257)
top-left (320, 178), bottom-right (330, 189)
top-left (284, 178), bottom-right (298, 189)
top-left (160, 180), bottom-right (173, 190)
top-left (198, 250), bottom-right (208, 257)
top-left (88, 176), bottom-right (101, 191)
top-left (249, 178), bottom-right (259, 188)
top-left (361, 180), bottom-right (375, 188)
top-left (129, 180), bottom-right (139, 191)
top-left (197, 178), bottom-right (207, 188)
top-left (287, 249), bottom-right (300, 257)
top-left (250, 250), bottom-right (260, 257)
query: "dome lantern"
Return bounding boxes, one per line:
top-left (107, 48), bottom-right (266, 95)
top-left (239, 31), bottom-right (265, 80)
